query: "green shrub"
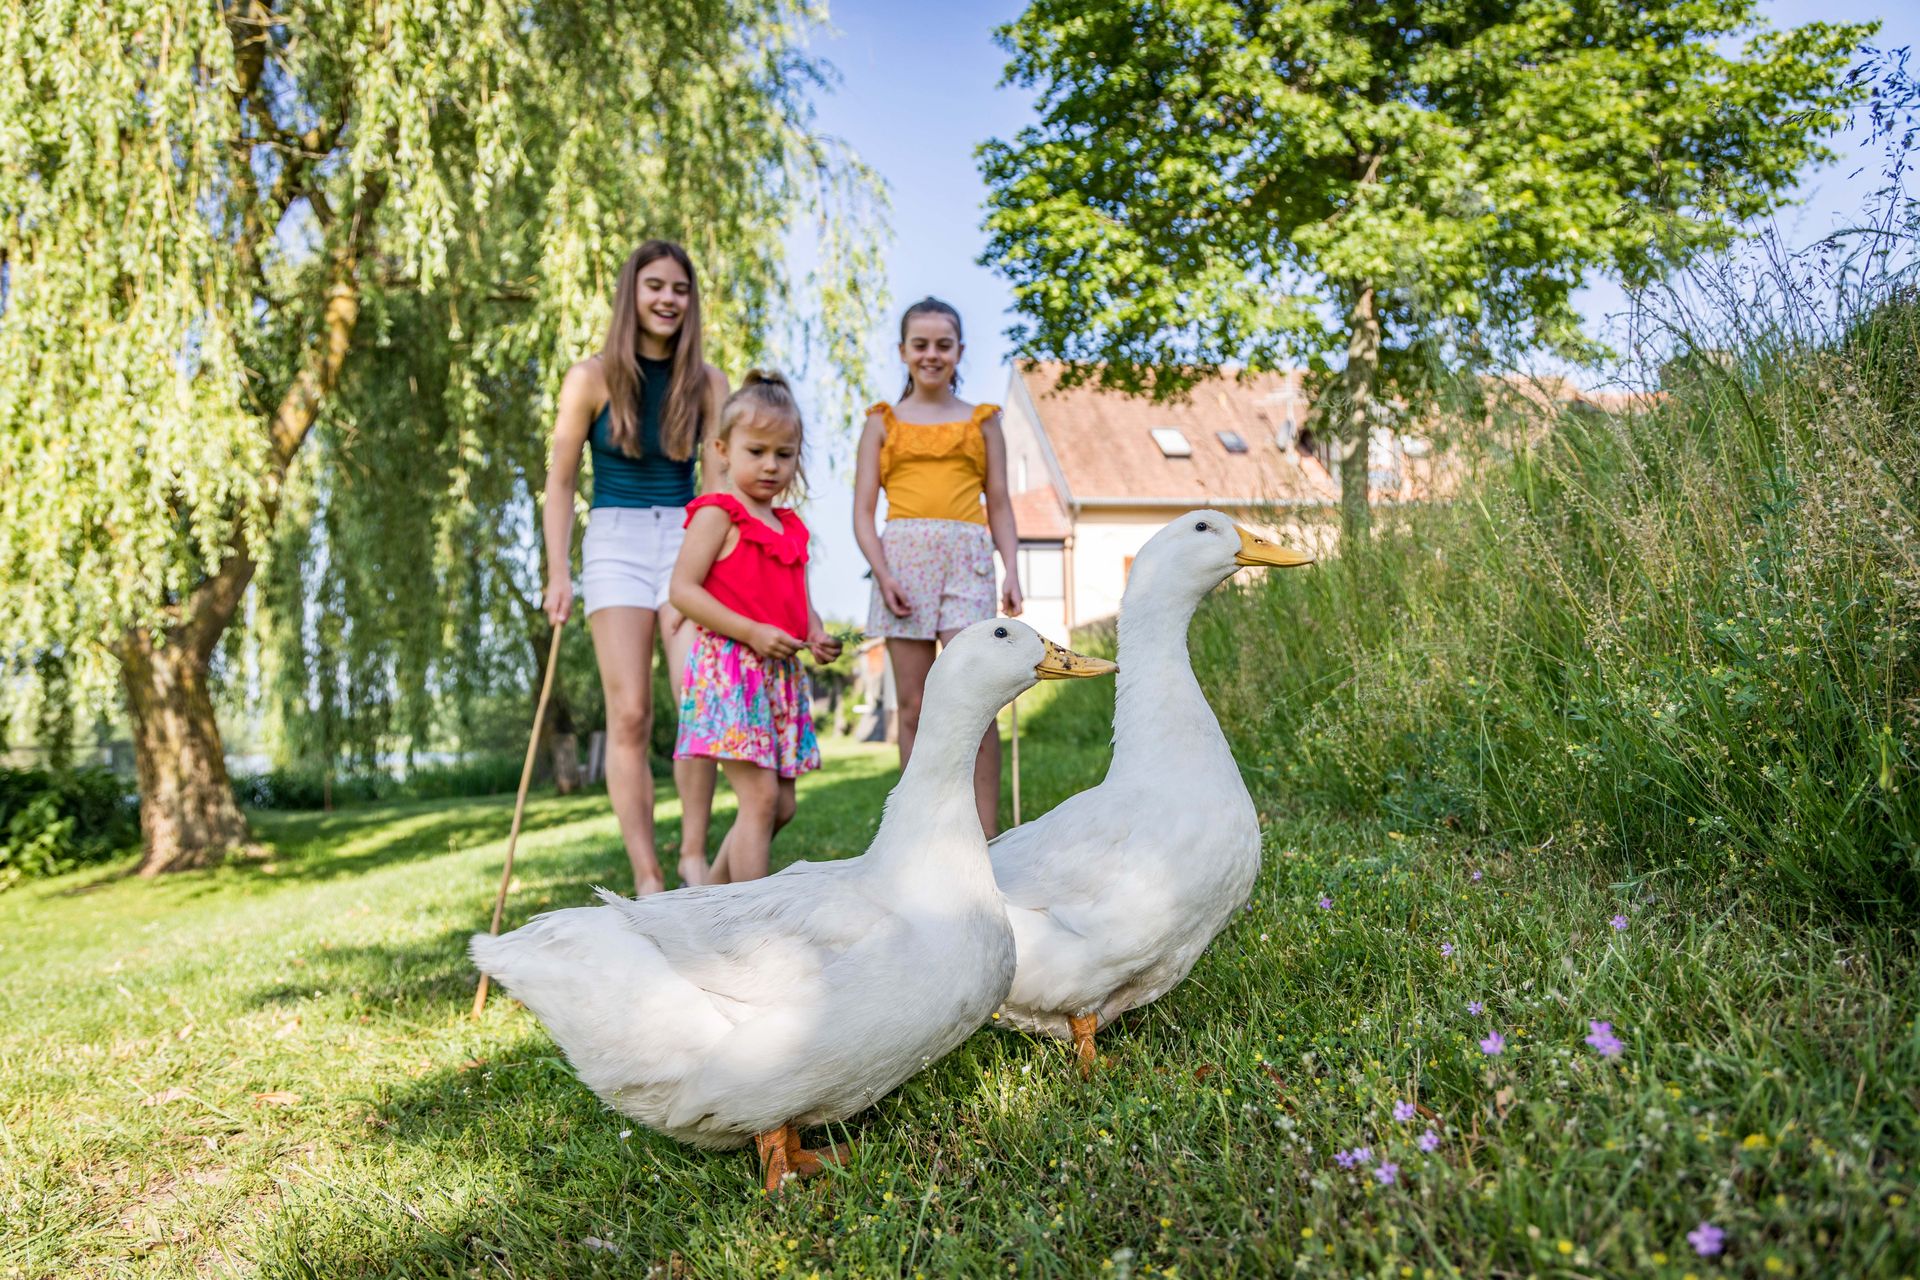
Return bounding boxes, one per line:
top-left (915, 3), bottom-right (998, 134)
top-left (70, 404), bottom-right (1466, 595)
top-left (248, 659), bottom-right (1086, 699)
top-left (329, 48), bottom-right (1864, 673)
top-left (1185, 296), bottom-right (1919, 920)
top-left (0, 767), bottom-right (138, 887)
top-left (233, 753), bottom-right (527, 811)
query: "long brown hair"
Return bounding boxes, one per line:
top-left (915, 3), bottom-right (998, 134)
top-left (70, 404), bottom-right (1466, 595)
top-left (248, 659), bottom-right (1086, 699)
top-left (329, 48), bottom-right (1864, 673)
top-left (899, 296), bottom-right (964, 398)
top-left (717, 369), bottom-right (808, 500)
top-left (600, 240), bottom-right (706, 461)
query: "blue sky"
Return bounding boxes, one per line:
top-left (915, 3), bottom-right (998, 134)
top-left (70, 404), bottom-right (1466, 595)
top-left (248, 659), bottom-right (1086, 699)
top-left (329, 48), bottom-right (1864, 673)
top-left (798, 1), bottom-right (1916, 620)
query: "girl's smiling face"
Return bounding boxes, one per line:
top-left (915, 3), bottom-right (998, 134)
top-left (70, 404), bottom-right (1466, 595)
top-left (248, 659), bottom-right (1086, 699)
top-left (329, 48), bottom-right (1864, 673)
top-left (900, 312), bottom-right (962, 396)
top-left (635, 255), bottom-right (692, 343)
top-left (724, 412), bottom-right (801, 502)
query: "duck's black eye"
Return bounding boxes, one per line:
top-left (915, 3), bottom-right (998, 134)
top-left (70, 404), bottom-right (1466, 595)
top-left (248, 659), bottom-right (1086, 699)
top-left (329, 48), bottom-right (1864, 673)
top-left (1194, 521), bottom-right (1210, 532)
top-left (994, 626), bottom-right (1009, 638)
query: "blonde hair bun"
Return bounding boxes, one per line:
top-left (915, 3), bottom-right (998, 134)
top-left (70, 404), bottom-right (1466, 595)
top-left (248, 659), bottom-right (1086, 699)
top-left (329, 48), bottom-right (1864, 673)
top-left (716, 368), bottom-right (808, 499)
top-left (740, 368), bottom-right (792, 390)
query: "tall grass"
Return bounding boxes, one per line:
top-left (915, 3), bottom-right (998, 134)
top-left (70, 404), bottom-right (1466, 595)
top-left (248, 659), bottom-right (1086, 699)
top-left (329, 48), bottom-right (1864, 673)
top-left (1188, 290), bottom-right (1919, 919)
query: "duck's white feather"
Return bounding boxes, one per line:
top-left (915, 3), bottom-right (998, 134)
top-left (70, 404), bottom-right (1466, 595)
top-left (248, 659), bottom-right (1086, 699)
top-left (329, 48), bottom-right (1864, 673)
top-left (471, 621), bottom-right (1046, 1150)
top-left (990, 512), bottom-right (1269, 1040)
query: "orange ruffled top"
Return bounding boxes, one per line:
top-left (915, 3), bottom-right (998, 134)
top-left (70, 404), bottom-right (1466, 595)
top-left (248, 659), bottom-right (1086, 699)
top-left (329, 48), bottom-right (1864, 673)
top-left (872, 401), bottom-right (997, 525)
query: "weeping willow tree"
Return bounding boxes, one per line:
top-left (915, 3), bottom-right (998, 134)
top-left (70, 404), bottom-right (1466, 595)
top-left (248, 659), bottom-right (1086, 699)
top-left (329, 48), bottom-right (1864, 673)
top-left (0, 0), bottom-right (883, 873)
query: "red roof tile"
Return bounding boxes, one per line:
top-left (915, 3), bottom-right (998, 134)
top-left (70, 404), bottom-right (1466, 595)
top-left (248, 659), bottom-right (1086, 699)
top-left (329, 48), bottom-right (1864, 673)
top-left (1010, 484), bottom-right (1071, 540)
top-left (1014, 363), bottom-right (1339, 508)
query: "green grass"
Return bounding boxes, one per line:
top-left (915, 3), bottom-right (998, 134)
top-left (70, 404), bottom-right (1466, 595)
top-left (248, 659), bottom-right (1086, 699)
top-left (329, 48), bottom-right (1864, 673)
top-left (5, 288), bottom-right (1917, 1279)
top-left (1185, 293), bottom-right (1919, 921)
top-left (2, 722), bottom-right (1915, 1277)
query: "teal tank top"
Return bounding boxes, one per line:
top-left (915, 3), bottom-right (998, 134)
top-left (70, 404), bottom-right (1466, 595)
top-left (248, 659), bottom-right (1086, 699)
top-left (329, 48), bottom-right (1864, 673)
top-left (588, 355), bottom-right (698, 509)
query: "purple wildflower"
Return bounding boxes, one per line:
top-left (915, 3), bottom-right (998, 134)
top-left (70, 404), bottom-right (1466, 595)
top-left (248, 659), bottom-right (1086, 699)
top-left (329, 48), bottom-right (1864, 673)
top-left (1479, 1032), bottom-right (1505, 1055)
top-left (1467, 1000), bottom-right (1484, 1015)
top-left (1471, 870), bottom-right (1483, 882)
top-left (1374, 1161), bottom-right (1399, 1186)
top-left (1584, 1020), bottom-right (1624, 1059)
top-left (1440, 942), bottom-right (1455, 957)
top-left (1418, 1129), bottom-right (1441, 1152)
top-left (1318, 896), bottom-right (1333, 911)
top-left (1610, 913), bottom-right (1629, 931)
top-left (1334, 1148), bottom-right (1358, 1168)
top-left (1687, 1222), bottom-right (1725, 1257)
top-left (1393, 1100), bottom-right (1416, 1122)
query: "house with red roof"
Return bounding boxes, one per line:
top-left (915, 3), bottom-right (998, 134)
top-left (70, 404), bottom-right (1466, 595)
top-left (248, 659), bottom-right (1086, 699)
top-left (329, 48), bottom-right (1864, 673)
top-left (999, 362), bottom-right (1649, 640)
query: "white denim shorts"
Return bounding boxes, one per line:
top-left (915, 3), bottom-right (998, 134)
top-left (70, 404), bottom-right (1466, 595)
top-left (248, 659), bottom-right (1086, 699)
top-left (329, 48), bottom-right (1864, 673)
top-left (581, 505), bottom-right (686, 615)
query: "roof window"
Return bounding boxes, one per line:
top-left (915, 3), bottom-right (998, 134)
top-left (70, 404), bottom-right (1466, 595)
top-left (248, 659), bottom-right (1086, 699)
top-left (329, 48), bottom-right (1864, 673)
top-left (1150, 427), bottom-right (1192, 457)
top-left (1216, 430), bottom-right (1249, 454)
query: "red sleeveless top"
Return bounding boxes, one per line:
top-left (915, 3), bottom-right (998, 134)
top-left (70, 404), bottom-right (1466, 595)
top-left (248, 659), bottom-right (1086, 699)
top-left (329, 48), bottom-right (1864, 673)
top-left (684, 494), bottom-right (812, 639)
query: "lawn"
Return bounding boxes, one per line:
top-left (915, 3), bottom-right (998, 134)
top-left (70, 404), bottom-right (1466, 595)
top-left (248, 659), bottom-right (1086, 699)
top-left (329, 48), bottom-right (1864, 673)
top-left (2, 710), bottom-right (1915, 1279)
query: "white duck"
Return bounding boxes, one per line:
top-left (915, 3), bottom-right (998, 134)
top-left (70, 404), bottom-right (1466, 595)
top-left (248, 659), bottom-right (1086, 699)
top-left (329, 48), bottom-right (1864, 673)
top-left (470, 619), bottom-right (1114, 1190)
top-left (989, 511), bottom-right (1311, 1074)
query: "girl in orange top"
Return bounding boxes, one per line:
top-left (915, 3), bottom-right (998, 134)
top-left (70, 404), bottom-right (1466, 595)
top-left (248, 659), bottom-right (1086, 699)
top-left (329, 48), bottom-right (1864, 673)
top-left (853, 297), bottom-right (1023, 837)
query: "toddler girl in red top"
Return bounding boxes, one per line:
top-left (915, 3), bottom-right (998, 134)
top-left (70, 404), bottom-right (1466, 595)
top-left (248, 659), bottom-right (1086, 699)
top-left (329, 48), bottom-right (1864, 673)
top-left (669, 370), bottom-right (841, 883)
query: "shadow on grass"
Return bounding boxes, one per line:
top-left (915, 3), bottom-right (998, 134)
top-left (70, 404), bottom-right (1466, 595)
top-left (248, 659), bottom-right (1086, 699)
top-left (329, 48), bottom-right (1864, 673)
top-left (253, 1022), bottom-right (910, 1280)
top-left (239, 790), bottom-right (620, 887)
top-left (243, 754), bottom-right (974, 1280)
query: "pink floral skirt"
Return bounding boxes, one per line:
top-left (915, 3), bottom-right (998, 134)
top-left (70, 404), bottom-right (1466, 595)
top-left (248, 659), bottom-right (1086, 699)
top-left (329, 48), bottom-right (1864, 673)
top-left (673, 627), bottom-right (821, 778)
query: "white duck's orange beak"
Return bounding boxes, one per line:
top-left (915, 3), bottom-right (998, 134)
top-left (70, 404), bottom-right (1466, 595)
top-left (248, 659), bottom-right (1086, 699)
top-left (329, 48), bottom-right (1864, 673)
top-left (1234, 524), bottom-right (1314, 568)
top-left (1035, 639), bottom-right (1118, 680)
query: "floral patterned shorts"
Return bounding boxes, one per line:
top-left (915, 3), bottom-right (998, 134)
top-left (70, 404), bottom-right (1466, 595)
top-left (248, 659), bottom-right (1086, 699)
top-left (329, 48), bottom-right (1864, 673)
top-left (673, 627), bottom-right (821, 778)
top-left (867, 518), bottom-right (997, 641)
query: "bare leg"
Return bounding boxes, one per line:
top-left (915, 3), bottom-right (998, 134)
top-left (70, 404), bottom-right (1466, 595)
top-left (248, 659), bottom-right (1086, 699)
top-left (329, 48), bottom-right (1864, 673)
top-left (660, 610), bottom-right (713, 888)
top-left (709, 772), bottom-right (796, 884)
top-left (939, 626), bottom-right (1002, 838)
top-left (675, 760), bottom-right (717, 885)
top-left (712, 759), bottom-right (778, 884)
top-left (886, 638), bottom-right (937, 769)
top-left (1069, 1011), bottom-right (1098, 1080)
top-left (588, 607), bottom-right (665, 896)
top-left (975, 723), bottom-right (1002, 839)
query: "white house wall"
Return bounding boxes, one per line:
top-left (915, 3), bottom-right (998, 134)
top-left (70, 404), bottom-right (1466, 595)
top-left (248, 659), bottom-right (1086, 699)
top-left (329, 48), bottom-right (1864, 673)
top-left (1069, 507), bottom-right (1332, 627)
top-left (999, 373), bottom-right (1071, 500)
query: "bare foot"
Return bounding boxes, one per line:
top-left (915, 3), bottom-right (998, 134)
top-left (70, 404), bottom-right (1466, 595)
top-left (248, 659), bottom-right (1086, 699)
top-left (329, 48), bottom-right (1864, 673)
top-left (676, 855), bottom-right (709, 889)
top-left (633, 868), bottom-right (667, 897)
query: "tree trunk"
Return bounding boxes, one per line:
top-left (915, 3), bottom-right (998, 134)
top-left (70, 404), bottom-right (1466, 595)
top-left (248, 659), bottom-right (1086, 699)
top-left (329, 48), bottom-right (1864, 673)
top-left (121, 630), bottom-right (250, 875)
top-left (114, 174), bottom-right (382, 874)
top-left (530, 617), bottom-right (579, 793)
top-left (1337, 284), bottom-right (1381, 545)
top-left (548, 726), bottom-right (581, 795)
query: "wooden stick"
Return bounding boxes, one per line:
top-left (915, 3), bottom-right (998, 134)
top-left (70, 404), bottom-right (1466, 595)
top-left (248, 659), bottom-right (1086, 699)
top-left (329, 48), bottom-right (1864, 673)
top-left (472, 622), bottom-right (566, 1018)
top-left (1010, 693), bottom-right (1021, 828)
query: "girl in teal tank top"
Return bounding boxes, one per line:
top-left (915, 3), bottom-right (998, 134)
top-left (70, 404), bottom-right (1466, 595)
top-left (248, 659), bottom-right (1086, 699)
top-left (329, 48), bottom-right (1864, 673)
top-left (541, 240), bottom-right (727, 898)
top-left (587, 354), bottom-right (698, 509)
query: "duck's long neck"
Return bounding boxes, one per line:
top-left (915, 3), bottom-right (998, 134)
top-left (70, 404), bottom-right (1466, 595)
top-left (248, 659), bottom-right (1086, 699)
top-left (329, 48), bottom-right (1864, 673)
top-left (868, 696), bottom-right (998, 893)
top-left (1110, 581), bottom-right (1230, 778)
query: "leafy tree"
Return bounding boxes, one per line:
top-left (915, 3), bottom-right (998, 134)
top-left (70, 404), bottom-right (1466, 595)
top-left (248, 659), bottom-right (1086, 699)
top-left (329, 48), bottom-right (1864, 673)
top-left (979, 1), bottom-right (1873, 538)
top-left (0, 0), bottom-right (879, 873)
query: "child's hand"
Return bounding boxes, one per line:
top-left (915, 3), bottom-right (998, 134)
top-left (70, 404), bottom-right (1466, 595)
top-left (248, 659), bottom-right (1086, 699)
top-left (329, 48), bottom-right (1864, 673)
top-left (1001, 576), bottom-right (1024, 618)
top-left (748, 623), bottom-right (802, 661)
top-left (877, 572), bottom-right (912, 618)
top-left (806, 626), bottom-right (844, 665)
top-left (544, 576), bottom-right (574, 626)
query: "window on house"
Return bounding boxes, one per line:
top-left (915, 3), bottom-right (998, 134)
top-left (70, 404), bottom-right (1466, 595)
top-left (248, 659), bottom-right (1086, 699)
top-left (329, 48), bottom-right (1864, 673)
top-left (1217, 430), bottom-right (1249, 454)
top-left (1149, 427), bottom-right (1192, 457)
top-left (1018, 544), bottom-right (1065, 600)
top-left (1297, 426), bottom-right (1338, 474)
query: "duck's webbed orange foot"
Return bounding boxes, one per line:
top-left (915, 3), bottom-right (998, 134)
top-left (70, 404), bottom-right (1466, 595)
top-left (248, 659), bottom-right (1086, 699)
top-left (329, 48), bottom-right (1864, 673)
top-left (754, 1123), bottom-right (849, 1192)
top-left (787, 1138), bottom-right (850, 1176)
top-left (1069, 1012), bottom-right (1098, 1080)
